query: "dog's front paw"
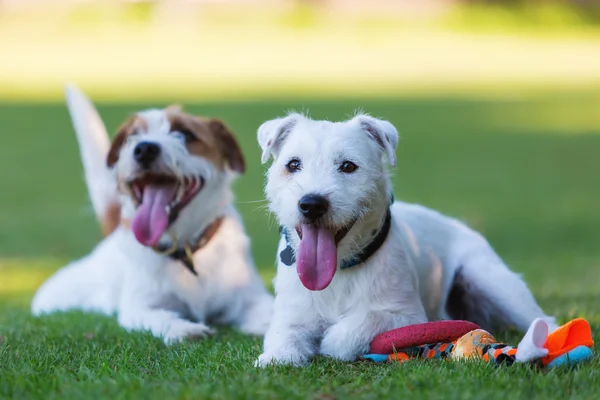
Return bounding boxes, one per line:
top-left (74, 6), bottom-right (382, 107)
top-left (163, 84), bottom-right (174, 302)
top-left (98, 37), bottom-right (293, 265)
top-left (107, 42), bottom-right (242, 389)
top-left (319, 323), bottom-right (370, 362)
top-left (163, 321), bottom-right (215, 345)
top-left (254, 351), bottom-right (309, 368)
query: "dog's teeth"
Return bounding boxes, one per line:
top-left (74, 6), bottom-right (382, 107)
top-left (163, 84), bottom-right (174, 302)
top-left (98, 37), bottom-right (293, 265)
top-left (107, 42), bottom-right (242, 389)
top-left (132, 184), bottom-right (143, 201)
top-left (192, 177), bottom-right (200, 191)
top-left (176, 183), bottom-right (185, 203)
top-left (165, 205), bottom-right (172, 214)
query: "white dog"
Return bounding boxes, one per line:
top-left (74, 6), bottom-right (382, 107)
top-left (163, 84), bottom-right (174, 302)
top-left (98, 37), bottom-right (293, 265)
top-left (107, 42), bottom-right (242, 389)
top-left (255, 112), bottom-right (556, 366)
top-left (31, 85), bottom-right (273, 344)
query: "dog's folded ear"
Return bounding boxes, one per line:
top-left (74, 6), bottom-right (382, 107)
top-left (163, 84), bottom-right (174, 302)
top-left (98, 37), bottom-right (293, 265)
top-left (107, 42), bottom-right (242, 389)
top-left (351, 115), bottom-right (399, 167)
top-left (208, 119), bottom-right (246, 174)
top-left (257, 114), bottom-right (301, 163)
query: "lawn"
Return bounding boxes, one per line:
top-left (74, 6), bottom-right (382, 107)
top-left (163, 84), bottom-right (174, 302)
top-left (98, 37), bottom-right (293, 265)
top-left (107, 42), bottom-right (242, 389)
top-left (1, 89), bottom-right (599, 399)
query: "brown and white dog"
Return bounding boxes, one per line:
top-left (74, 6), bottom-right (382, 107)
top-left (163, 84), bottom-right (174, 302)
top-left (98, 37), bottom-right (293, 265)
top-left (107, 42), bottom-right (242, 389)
top-left (31, 85), bottom-right (273, 344)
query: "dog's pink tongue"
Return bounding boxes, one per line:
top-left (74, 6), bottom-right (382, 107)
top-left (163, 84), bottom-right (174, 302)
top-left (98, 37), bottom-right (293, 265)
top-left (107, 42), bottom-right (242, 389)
top-left (297, 224), bottom-right (337, 291)
top-left (131, 184), bottom-right (178, 247)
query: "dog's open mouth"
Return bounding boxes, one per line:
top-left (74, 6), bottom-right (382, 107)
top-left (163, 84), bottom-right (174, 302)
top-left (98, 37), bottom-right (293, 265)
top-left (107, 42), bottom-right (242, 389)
top-left (127, 173), bottom-right (204, 247)
top-left (294, 221), bottom-right (355, 292)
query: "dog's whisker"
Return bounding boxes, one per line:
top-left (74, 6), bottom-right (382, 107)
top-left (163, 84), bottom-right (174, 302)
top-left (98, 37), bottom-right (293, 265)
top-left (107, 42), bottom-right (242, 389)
top-left (252, 204), bottom-right (270, 214)
top-left (237, 199), bottom-right (269, 204)
top-left (267, 214), bottom-right (280, 231)
top-left (258, 204), bottom-right (272, 213)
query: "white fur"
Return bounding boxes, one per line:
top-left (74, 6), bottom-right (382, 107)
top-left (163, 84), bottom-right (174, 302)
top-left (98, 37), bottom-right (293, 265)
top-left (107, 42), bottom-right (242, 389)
top-left (256, 112), bottom-right (556, 367)
top-left (31, 86), bottom-right (273, 343)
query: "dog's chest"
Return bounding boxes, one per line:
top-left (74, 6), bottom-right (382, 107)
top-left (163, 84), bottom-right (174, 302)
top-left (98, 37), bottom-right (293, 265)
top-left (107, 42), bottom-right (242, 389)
top-left (165, 260), bottom-right (220, 317)
top-left (164, 241), bottom-right (245, 321)
top-left (309, 270), bottom-right (369, 322)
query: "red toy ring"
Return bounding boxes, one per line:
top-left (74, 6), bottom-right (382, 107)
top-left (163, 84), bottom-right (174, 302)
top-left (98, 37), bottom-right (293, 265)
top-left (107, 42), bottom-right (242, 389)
top-left (369, 320), bottom-right (481, 354)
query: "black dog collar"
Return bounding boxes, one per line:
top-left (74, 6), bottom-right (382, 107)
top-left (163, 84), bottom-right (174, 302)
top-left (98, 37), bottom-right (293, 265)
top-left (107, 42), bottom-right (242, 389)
top-left (279, 197), bottom-right (393, 270)
top-left (154, 217), bottom-right (224, 276)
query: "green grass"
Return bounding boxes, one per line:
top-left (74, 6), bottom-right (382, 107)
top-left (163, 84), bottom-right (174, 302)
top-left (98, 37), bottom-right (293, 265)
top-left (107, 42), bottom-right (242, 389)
top-left (1, 89), bottom-right (600, 399)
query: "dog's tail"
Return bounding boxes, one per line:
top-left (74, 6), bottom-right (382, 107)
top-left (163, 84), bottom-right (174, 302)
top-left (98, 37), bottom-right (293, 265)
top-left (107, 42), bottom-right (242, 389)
top-left (65, 83), bottom-right (121, 236)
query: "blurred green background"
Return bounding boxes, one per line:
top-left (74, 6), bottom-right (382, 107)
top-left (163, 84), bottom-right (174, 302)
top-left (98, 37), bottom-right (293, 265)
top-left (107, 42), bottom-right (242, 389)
top-left (1, 1), bottom-right (599, 398)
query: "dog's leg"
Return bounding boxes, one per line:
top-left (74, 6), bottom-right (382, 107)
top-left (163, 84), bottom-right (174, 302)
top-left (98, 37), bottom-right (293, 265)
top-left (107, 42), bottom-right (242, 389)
top-left (117, 277), bottom-right (214, 344)
top-left (255, 283), bottom-right (322, 367)
top-left (237, 291), bottom-right (274, 336)
top-left (319, 307), bottom-right (427, 362)
top-left (449, 249), bottom-right (557, 333)
top-left (31, 259), bottom-right (117, 316)
top-left (212, 240), bottom-right (274, 336)
top-left (118, 307), bottom-right (214, 344)
top-left (255, 318), bottom-right (321, 367)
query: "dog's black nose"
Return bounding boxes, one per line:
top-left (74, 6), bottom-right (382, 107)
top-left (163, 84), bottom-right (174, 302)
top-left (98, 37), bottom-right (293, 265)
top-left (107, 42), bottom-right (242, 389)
top-left (298, 194), bottom-right (329, 221)
top-left (133, 142), bottom-right (161, 167)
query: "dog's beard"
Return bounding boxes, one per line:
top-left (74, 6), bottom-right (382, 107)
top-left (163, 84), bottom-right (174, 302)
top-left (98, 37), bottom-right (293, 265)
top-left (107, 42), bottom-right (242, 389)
top-left (124, 173), bottom-right (203, 247)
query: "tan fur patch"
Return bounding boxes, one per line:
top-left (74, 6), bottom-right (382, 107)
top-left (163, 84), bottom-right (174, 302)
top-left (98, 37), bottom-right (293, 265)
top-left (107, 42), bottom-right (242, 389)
top-left (101, 201), bottom-right (122, 236)
top-left (106, 115), bottom-right (148, 167)
top-left (166, 108), bottom-right (245, 173)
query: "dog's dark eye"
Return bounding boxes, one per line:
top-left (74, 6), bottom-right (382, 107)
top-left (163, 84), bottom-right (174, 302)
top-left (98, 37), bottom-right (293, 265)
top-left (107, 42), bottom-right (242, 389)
top-left (339, 161), bottom-right (358, 173)
top-left (286, 158), bottom-right (302, 173)
top-left (172, 130), bottom-right (197, 143)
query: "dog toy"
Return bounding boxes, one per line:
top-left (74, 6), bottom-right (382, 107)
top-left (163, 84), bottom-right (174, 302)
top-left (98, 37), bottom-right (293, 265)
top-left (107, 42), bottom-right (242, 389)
top-left (369, 320), bottom-right (481, 354)
top-left (363, 318), bottom-right (594, 369)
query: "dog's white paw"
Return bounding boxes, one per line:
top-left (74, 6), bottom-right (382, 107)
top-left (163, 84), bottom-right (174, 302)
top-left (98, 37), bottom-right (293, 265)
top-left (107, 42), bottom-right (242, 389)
top-left (163, 321), bottom-right (215, 345)
top-left (254, 351), bottom-right (309, 368)
top-left (319, 323), bottom-right (370, 362)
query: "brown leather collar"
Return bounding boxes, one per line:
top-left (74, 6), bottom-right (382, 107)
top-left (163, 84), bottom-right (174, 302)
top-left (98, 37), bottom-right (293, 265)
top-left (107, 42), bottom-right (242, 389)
top-left (121, 216), bottom-right (225, 276)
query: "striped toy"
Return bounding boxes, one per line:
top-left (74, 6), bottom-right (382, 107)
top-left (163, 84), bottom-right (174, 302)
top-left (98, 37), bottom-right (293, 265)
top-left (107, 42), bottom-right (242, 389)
top-left (363, 318), bottom-right (594, 369)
